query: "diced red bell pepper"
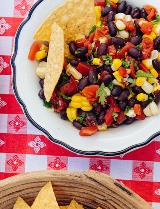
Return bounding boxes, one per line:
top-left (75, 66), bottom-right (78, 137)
top-left (119, 67), bottom-right (127, 77)
top-left (79, 126), bottom-right (98, 136)
top-left (82, 85), bottom-right (99, 99)
top-left (28, 41), bottom-right (42, 61)
top-left (117, 42), bottom-right (135, 58)
top-left (114, 106), bottom-right (121, 113)
top-left (77, 62), bottom-right (92, 76)
top-left (126, 21), bottom-right (136, 32)
top-left (60, 77), bottom-right (78, 96)
top-left (105, 107), bottom-right (114, 126)
top-left (141, 38), bottom-right (154, 59)
top-left (117, 111), bottom-right (127, 125)
top-left (144, 5), bottom-right (157, 21)
top-left (140, 22), bottom-right (153, 35)
top-left (139, 63), bottom-right (149, 72)
top-left (95, 0), bottom-right (106, 7)
top-left (136, 113), bottom-right (146, 120)
top-left (108, 45), bottom-right (117, 56)
top-left (133, 104), bottom-right (143, 116)
top-left (94, 26), bottom-right (109, 40)
top-left (130, 63), bottom-right (136, 79)
top-left (88, 32), bottom-right (95, 43)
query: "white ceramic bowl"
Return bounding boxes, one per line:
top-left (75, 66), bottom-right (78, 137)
top-left (11, 0), bottom-right (160, 156)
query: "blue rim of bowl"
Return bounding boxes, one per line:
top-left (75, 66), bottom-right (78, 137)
top-left (11, 0), bottom-right (160, 157)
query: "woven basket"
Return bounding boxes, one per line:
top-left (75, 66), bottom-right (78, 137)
top-left (0, 170), bottom-right (152, 209)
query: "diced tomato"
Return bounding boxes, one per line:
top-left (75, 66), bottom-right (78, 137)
top-left (130, 63), bottom-right (136, 79)
top-left (114, 106), bottom-right (121, 113)
top-left (126, 21), bottom-right (135, 32)
top-left (76, 38), bottom-right (86, 47)
top-left (139, 63), bottom-right (149, 72)
top-left (140, 22), bottom-right (153, 35)
top-left (94, 26), bottom-right (109, 40)
top-left (79, 126), bottom-right (98, 136)
top-left (95, 0), bottom-right (106, 7)
top-left (84, 40), bottom-right (92, 51)
top-left (117, 111), bottom-right (126, 125)
top-left (133, 104), bottom-right (143, 116)
top-left (60, 77), bottom-right (78, 96)
top-left (141, 37), bottom-right (154, 59)
top-left (119, 67), bottom-right (127, 77)
top-left (117, 42), bottom-right (135, 58)
top-left (28, 41), bottom-right (42, 61)
top-left (82, 85), bottom-right (99, 98)
top-left (105, 107), bottom-right (114, 126)
top-left (88, 32), bottom-right (95, 43)
top-left (136, 113), bottom-right (146, 120)
top-left (108, 45), bottom-right (117, 56)
top-left (77, 62), bottom-right (92, 76)
top-left (144, 5), bottom-right (157, 21)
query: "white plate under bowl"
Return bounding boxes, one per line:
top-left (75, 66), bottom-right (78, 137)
top-left (11, 0), bottom-right (160, 156)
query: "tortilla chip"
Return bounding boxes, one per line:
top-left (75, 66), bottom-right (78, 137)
top-left (44, 22), bottom-right (64, 102)
top-left (13, 197), bottom-right (31, 209)
top-left (34, 0), bottom-right (96, 55)
top-left (31, 182), bottom-right (60, 209)
top-left (60, 206), bottom-right (69, 209)
top-left (67, 200), bottom-right (84, 209)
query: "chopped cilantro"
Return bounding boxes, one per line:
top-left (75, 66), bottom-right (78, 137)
top-left (59, 93), bottom-right (71, 100)
top-left (96, 83), bottom-right (108, 105)
top-left (106, 0), bottom-right (110, 6)
top-left (93, 51), bottom-right (98, 57)
top-left (58, 73), bottom-right (70, 86)
top-left (78, 113), bottom-right (86, 124)
top-left (113, 112), bottom-right (118, 121)
top-left (122, 60), bottom-right (130, 68)
top-left (152, 15), bottom-right (160, 25)
top-left (44, 101), bottom-right (52, 108)
top-left (136, 45), bottom-right (142, 50)
top-left (103, 55), bottom-right (112, 64)
top-left (127, 78), bottom-right (135, 84)
top-left (108, 82), bottom-right (113, 91)
top-left (125, 106), bottom-right (131, 114)
top-left (75, 50), bottom-right (81, 55)
top-left (136, 70), bottom-right (154, 78)
top-left (89, 25), bottom-right (96, 35)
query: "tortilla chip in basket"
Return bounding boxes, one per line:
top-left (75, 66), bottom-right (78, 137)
top-left (67, 200), bottom-right (84, 209)
top-left (34, 0), bottom-right (96, 56)
top-left (13, 197), bottom-right (31, 209)
top-left (44, 22), bottom-right (64, 102)
top-left (31, 182), bottom-right (60, 209)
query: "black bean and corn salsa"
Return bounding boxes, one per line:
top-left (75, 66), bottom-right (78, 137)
top-left (29, 0), bottom-right (160, 136)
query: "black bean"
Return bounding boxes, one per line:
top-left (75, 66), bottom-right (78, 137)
top-left (60, 110), bottom-right (67, 120)
top-left (130, 36), bottom-right (142, 45)
top-left (134, 21), bottom-right (143, 36)
top-left (102, 74), bottom-right (112, 86)
top-left (93, 104), bottom-right (102, 115)
top-left (69, 41), bottom-right (77, 55)
top-left (73, 121), bottom-right (83, 130)
top-left (152, 59), bottom-right (160, 71)
top-left (84, 115), bottom-right (97, 126)
top-left (97, 43), bottom-right (108, 57)
top-left (43, 41), bottom-right (49, 47)
top-left (132, 85), bottom-right (144, 94)
top-left (103, 65), bottom-right (113, 74)
top-left (119, 100), bottom-right (128, 111)
top-left (117, 1), bottom-right (127, 13)
top-left (141, 8), bottom-right (147, 19)
top-left (125, 5), bottom-right (132, 15)
top-left (118, 89), bottom-right (130, 101)
top-left (38, 89), bottom-right (45, 100)
top-left (128, 48), bottom-right (142, 59)
top-left (75, 47), bottom-right (88, 58)
top-left (78, 77), bottom-right (89, 90)
top-left (154, 90), bottom-right (160, 104)
top-left (98, 111), bottom-right (106, 125)
top-left (112, 37), bottom-right (125, 48)
top-left (102, 6), bottom-right (111, 17)
top-left (39, 79), bottom-right (44, 88)
top-left (128, 97), bottom-right (137, 107)
top-left (108, 21), bottom-right (117, 37)
top-left (70, 59), bottom-right (79, 67)
top-left (111, 86), bottom-right (123, 97)
top-left (107, 11), bottom-right (115, 22)
top-left (125, 117), bottom-right (135, 124)
top-left (154, 36), bottom-right (160, 51)
top-left (141, 100), bottom-right (150, 108)
top-left (89, 70), bottom-right (98, 84)
top-left (131, 7), bottom-right (141, 19)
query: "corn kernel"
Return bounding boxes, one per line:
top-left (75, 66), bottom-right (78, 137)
top-left (113, 71), bottom-right (123, 83)
top-left (118, 30), bottom-right (129, 39)
top-left (112, 59), bottom-right (122, 71)
top-left (150, 67), bottom-right (158, 78)
top-left (143, 32), bottom-right (157, 40)
top-left (148, 78), bottom-right (158, 84)
top-left (137, 93), bottom-right (148, 102)
top-left (71, 94), bottom-right (83, 102)
top-left (136, 77), bottom-right (146, 87)
top-left (115, 13), bottom-right (126, 20)
top-left (115, 20), bottom-right (126, 30)
top-left (66, 64), bottom-right (82, 80)
top-left (81, 106), bottom-right (93, 111)
top-left (81, 101), bottom-right (91, 107)
top-left (142, 81), bottom-right (154, 94)
top-left (96, 21), bottom-right (102, 27)
top-left (92, 58), bottom-right (101, 65)
top-left (158, 53), bottom-right (160, 60)
top-left (153, 23), bottom-right (160, 36)
top-left (69, 101), bottom-right (82, 109)
top-left (35, 50), bottom-right (47, 61)
top-left (151, 50), bottom-right (159, 60)
top-left (66, 107), bottom-right (77, 122)
top-left (125, 15), bottom-right (132, 22)
top-left (111, 0), bottom-right (119, 3)
top-left (153, 85), bottom-right (160, 92)
top-left (142, 59), bottom-right (152, 69)
top-left (150, 102), bottom-right (159, 115)
top-left (98, 123), bottom-right (107, 131)
top-left (36, 61), bottom-right (47, 79)
top-left (95, 6), bottom-right (101, 23)
top-left (40, 44), bottom-right (48, 52)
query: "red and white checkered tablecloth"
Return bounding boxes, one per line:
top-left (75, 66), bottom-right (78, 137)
top-left (0, 0), bottom-right (160, 208)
